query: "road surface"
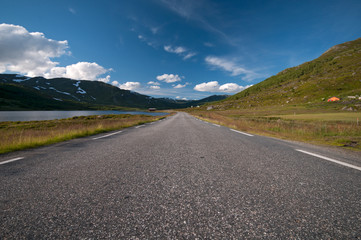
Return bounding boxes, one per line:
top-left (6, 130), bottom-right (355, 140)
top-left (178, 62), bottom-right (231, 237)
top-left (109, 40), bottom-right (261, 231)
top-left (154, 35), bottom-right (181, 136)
top-left (1, 112), bottom-right (360, 239)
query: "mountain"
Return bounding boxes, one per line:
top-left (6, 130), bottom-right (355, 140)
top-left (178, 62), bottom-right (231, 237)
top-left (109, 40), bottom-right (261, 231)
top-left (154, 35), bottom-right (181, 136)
top-left (207, 37), bottom-right (361, 111)
top-left (0, 74), bottom-right (228, 110)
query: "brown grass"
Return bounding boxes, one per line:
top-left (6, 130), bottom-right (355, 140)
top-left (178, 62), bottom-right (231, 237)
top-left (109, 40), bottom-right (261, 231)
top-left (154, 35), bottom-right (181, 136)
top-left (0, 114), bottom-right (167, 154)
top-left (189, 110), bottom-right (361, 151)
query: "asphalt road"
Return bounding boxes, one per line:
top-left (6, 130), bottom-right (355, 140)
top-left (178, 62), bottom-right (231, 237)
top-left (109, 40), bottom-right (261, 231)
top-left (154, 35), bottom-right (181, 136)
top-left (1, 112), bottom-right (361, 239)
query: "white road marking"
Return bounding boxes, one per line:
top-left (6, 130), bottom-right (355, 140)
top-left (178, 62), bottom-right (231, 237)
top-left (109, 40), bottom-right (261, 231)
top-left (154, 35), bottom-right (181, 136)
top-left (135, 125), bottom-right (145, 128)
top-left (0, 157), bottom-right (24, 165)
top-left (93, 130), bottom-right (123, 140)
top-left (212, 124), bottom-right (221, 127)
top-left (296, 149), bottom-right (361, 171)
top-left (230, 129), bottom-right (254, 137)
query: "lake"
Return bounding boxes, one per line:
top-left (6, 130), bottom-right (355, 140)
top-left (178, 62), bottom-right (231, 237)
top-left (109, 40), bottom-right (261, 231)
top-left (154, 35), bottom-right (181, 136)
top-left (0, 110), bottom-right (168, 122)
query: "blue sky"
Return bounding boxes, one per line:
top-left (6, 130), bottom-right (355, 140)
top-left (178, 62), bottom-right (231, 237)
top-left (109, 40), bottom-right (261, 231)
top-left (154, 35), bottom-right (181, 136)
top-left (1, 0), bottom-right (361, 99)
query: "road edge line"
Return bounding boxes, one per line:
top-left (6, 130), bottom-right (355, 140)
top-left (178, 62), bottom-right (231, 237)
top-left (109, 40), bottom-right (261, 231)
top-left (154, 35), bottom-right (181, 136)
top-left (0, 157), bottom-right (25, 165)
top-left (295, 149), bottom-right (361, 171)
top-left (93, 130), bottom-right (123, 140)
top-left (230, 129), bottom-right (254, 137)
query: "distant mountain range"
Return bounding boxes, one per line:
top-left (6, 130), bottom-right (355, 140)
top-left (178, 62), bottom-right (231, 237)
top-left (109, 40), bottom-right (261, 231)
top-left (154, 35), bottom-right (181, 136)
top-left (205, 37), bottom-right (361, 111)
top-left (0, 74), bottom-right (228, 110)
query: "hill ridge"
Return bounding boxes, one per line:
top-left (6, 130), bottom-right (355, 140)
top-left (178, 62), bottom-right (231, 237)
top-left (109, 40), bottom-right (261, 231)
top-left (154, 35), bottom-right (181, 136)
top-left (0, 74), bottom-right (227, 110)
top-left (213, 37), bottom-right (361, 111)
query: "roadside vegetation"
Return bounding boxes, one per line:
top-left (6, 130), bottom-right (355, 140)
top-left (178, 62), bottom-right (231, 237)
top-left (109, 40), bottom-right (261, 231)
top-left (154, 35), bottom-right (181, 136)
top-left (0, 114), bottom-right (168, 154)
top-left (188, 109), bottom-right (361, 151)
top-left (186, 38), bottom-right (361, 151)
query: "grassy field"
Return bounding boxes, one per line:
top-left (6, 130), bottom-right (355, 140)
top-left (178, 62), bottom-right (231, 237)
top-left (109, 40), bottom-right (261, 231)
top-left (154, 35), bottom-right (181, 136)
top-left (188, 110), bottom-right (361, 151)
top-left (0, 114), bottom-right (168, 154)
top-left (271, 112), bottom-right (361, 122)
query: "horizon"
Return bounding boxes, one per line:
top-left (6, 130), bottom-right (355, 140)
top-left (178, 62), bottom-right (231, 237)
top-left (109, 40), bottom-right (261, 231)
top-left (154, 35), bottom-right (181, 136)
top-left (1, 0), bottom-right (361, 99)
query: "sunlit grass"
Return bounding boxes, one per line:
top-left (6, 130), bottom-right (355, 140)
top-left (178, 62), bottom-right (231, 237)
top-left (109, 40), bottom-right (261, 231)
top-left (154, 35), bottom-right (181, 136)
top-left (189, 110), bottom-right (361, 150)
top-left (271, 112), bottom-right (361, 122)
top-left (0, 114), bottom-right (168, 154)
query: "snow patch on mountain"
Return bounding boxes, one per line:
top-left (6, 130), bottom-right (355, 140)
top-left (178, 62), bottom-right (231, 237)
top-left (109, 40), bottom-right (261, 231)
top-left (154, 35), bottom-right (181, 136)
top-left (76, 87), bottom-right (86, 94)
top-left (73, 81), bottom-right (80, 87)
top-left (13, 75), bottom-right (31, 82)
top-left (49, 87), bottom-right (80, 101)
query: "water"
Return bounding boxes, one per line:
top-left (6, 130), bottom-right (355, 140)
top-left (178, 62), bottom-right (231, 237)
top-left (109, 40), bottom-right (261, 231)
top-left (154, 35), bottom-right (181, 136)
top-left (0, 110), bottom-right (168, 122)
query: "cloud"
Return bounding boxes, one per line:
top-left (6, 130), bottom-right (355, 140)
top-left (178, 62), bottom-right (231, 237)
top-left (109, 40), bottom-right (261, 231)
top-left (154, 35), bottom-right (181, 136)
top-left (113, 81), bottom-right (141, 90)
top-left (0, 23), bottom-right (68, 77)
top-left (205, 56), bottom-right (259, 81)
top-left (176, 96), bottom-right (188, 100)
top-left (150, 85), bottom-right (160, 89)
top-left (147, 81), bottom-right (160, 85)
top-left (193, 81), bottom-right (219, 92)
top-left (156, 73), bottom-right (182, 83)
top-left (164, 45), bottom-right (186, 54)
top-left (164, 45), bottom-right (196, 60)
top-left (183, 52), bottom-right (197, 60)
top-left (194, 81), bottom-right (252, 93)
top-left (44, 62), bottom-right (110, 80)
top-left (0, 23), bottom-right (112, 81)
top-left (99, 75), bottom-right (111, 83)
top-left (173, 83), bottom-right (189, 88)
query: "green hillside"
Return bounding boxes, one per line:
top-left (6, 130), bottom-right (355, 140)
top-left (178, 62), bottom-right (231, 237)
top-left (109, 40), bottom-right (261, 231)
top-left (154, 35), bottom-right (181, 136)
top-left (217, 37), bottom-right (361, 111)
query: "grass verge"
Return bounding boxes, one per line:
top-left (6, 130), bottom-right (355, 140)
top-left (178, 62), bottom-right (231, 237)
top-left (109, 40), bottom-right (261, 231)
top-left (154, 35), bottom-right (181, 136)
top-left (0, 114), bottom-right (168, 154)
top-left (188, 110), bottom-right (361, 151)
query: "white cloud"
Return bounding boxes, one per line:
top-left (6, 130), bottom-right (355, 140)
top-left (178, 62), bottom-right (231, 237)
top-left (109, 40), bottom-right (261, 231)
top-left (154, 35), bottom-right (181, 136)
top-left (110, 80), bottom-right (141, 91)
top-left (0, 23), bottom-right (68, 77)
top-left (194, 81), bottom-right (252, 93)
top-left (183, 52), bottom-right (196, 60)
top-left (164, 45), bottom-right (196, 60)
top-left (99, 75), bottom-right (111, 83)
top-left (175, 96), bottom-right (188, 100)
top-left (193, 81), bottom-right (220, 92)
top-left (156, 73), bottom-right (182, 83)
top-left (147, 81), bottom-right (160, 85)
top-left (117, 82), bottom-right (141, 90)
top-left (205, 56), bottom-right (258, 81)
top-left (0, 23), bottom-right (112, 81)
top-left (164, 45), bottom-right (187, 54)
top-left (173, 83), bottom-right (188, 88)
top-left (44, 62), bottom-right (110, 80)
top-left (150, 85), bottom-right (160, 89)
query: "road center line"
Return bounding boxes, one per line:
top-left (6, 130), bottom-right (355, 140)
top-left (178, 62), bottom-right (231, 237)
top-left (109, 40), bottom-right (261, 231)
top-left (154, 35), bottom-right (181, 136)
top-left (295, 149), bottom-right (361, 171)
top-left (93, 130), bottom-right (123, 140)
top-left (0, 157), bottom-right (25, 165)
top-left (230, 129), bottom-right (254, 137)
top-left (212, 123), bottom-right (221, 127)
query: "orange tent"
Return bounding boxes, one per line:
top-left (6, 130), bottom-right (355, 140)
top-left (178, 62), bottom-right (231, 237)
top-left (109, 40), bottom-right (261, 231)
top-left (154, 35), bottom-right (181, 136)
top-left (327, 97), bottom-right (340, 102)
